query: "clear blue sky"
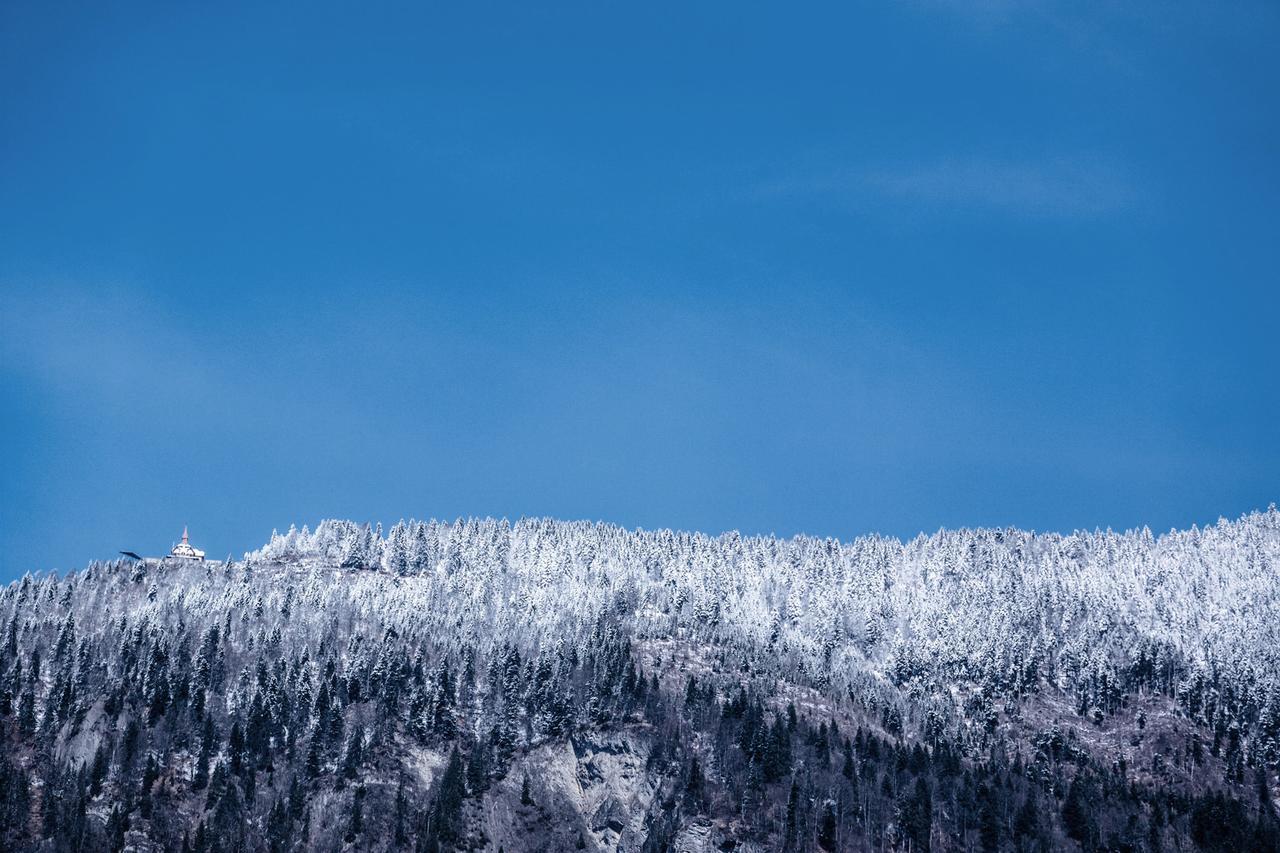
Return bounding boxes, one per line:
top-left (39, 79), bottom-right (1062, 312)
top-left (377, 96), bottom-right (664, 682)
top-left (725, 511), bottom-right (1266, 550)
top-left (2, 2), bottom-right (1277, 578)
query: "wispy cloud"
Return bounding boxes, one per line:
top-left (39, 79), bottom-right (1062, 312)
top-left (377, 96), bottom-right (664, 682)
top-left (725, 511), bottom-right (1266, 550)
top-left (907, 0), bottom-right (1038, 26)
top-left (906, 0), bottom-right (1279, 72)
top-left (866, 156), bottom-right (1135, 217)
top-left (0, 286), bottom-right (223, 416)
top-left (758, 154), bottom-right (1136, 219)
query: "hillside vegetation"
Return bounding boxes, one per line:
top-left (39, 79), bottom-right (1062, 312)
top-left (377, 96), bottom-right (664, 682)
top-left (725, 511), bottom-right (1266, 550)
top-left (1, 509), bottom-right (1279, 851)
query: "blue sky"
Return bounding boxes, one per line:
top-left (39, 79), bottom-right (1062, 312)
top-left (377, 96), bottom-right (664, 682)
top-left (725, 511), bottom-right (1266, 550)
top-left (2, 2), bottom-right (1277, 578)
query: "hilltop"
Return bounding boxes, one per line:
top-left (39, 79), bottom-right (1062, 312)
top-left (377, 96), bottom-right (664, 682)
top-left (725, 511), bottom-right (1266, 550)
top-left (1, 510), bottom-right (1279, 851)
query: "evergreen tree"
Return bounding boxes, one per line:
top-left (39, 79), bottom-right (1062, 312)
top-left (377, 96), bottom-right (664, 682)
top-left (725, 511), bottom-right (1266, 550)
top-left (817, 801), bottom-right (838, 851)
top-left (394, 774), bottom-right (411, 847)
top-left (466, 745), bottom-right (491, 797)
top-left (978, 782), bottom-right (1001, 853)
top-left (193, 721), bottom-right (214, 790)
top-left (339, 725), bottom-right (364, 786)
top-left (902, 776), bottom-right (932, 853)
top-left (521, 774), bottom-right (534, 807)
top-left (345, 783), bottom-right (366, 843)
top-left (430, 748), bottom-right (467, 847)
top-left (684, 756), bottom-right (706, 812)
top-left (1014, 793), bottom-right (1041, 852)
top-left (783, 780), bottom-right (801, 853)
top-left (1063, 775), bottom-right (1096, 851)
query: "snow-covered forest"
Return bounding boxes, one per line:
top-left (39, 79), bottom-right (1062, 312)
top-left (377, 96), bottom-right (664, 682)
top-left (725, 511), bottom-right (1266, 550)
top-left (2, 509), bottom-right (1279, 851)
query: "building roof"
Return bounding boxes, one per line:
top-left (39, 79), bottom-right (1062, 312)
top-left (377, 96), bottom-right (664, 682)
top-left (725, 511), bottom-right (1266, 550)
top-left (170, 526), bottom-right (206, 560)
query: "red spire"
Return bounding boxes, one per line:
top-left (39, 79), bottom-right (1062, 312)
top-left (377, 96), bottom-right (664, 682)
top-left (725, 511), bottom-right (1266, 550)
top-left (182, 525), bottom-right (189, 544)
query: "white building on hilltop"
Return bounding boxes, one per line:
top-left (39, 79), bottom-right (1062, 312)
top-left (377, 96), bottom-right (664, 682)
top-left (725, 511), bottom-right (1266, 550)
top-left (169, 526), bottom-right (206, 561)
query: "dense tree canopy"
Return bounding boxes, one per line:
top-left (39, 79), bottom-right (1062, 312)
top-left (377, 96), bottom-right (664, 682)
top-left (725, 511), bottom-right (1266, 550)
top-left (0, 508), bottom-right (1277, 850)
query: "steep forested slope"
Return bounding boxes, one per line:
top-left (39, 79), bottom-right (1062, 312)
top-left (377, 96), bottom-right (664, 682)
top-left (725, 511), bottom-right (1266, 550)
top-left (1, 509), bottom-right (1279, 851)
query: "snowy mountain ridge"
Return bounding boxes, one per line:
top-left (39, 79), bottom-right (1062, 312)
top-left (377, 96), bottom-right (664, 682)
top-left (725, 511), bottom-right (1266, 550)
top-left (247, 509), bottom-right (1280, 720)
top-left (1, 508), bottom-right (1278, 852)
